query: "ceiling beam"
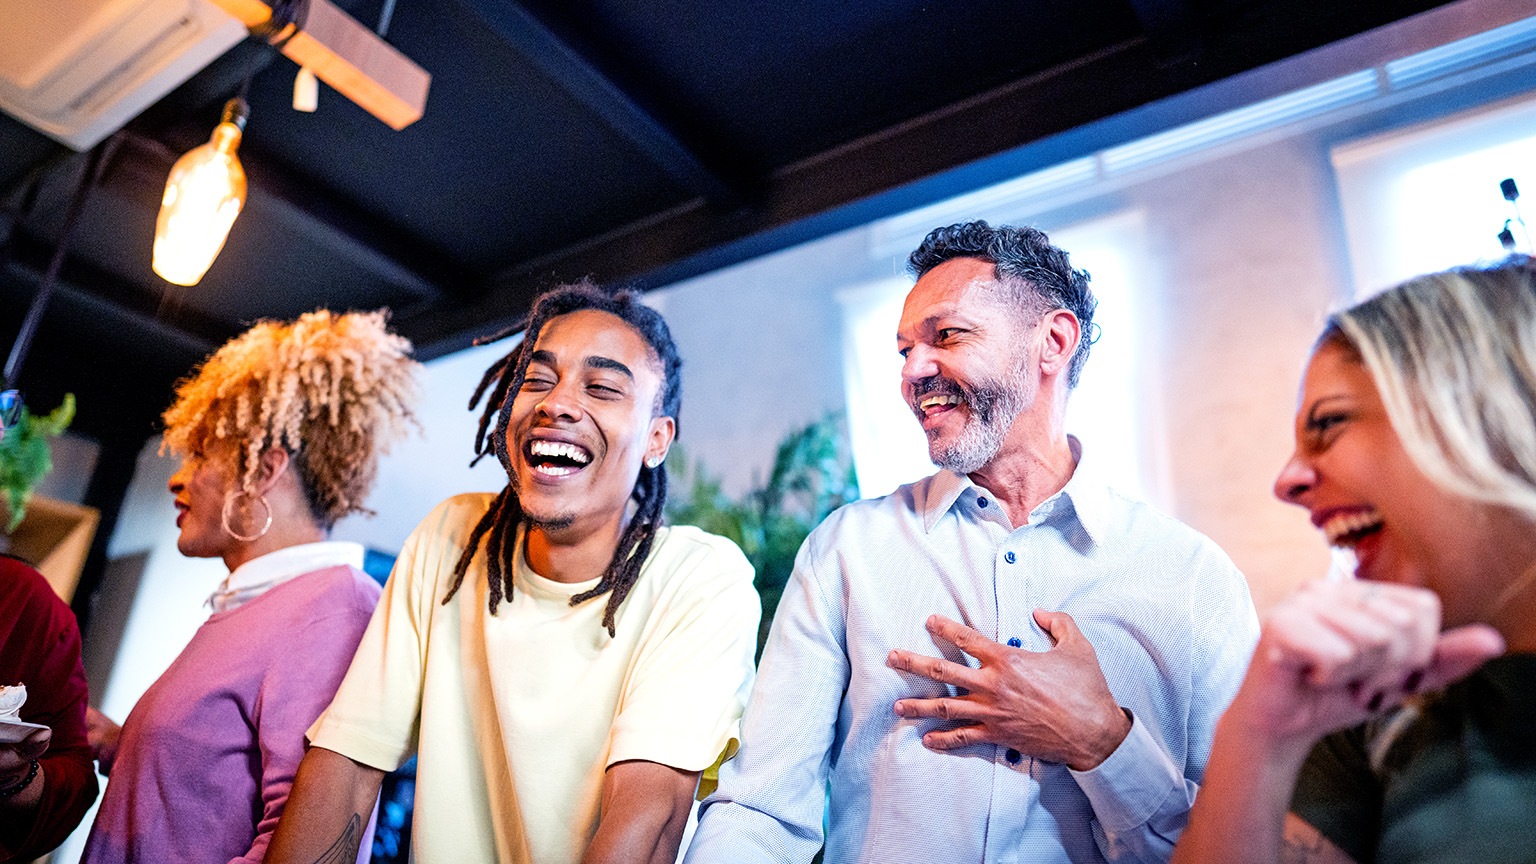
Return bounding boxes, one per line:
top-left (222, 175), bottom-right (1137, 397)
top-left (1125, 0), bottom-right (1204, 68)
top-left (3, 230), bottom-right (228, 353)
top-left (456, 0), bottom-right (737, 203)
top-left (394, 38), bottom-right (1169, 357)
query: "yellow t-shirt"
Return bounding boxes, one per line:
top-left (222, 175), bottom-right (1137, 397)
top-left (308, 493), bottom-right (760, 864)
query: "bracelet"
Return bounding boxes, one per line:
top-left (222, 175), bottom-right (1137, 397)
top-left (0, 759), bottom-right (39, 800)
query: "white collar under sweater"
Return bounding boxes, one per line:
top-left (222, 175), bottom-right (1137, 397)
top-left (207, 540), bottom-right (365, 613)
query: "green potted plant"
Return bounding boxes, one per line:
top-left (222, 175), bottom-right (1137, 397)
top-left (667, 411), bottom-right (859, 655)
top-left (0, 392), bottom-right (76, 533)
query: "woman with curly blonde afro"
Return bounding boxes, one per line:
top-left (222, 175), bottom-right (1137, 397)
top-left (82, 309), bottom-right (419, 864)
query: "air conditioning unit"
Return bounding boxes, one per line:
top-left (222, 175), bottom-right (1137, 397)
top-left (0, 0), bottom-right (246, 151)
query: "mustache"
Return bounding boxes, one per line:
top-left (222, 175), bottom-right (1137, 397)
top-left (910, 376), bottom-right (963, 400)
top-left (909, 375), bottom-right (1009, 425)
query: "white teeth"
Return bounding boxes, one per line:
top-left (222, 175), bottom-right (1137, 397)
top-left (528, 440), bottom-right (591, 464)
top-left (1321, 509), bottom-right (1384, 546)
top-left (534, 463), bottom-right (577, 477)
top-left (919, 394), bottom-right (961, 410)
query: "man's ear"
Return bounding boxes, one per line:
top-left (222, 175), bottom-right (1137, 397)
top-left (251, 447), bottom-right (293, 495)
top-left (646, 416), bottom-right (677, 466)
top-left (1037, 309), bottom-right (1082, 380)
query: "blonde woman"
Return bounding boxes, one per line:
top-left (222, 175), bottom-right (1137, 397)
top-left (1173, 257), bottom-right (1536, 864)
top-left (83, 310), bottom-right (419, 864)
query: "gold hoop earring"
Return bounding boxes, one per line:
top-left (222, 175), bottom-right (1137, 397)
top-left (222, 490), bottom-right (273, 542)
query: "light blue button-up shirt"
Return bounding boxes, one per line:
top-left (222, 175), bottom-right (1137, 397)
top-left (685, 447), bottom-right (1259, 864)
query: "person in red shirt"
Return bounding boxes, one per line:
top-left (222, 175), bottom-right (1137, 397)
top-left (0, 388), bottom-right (98, 861)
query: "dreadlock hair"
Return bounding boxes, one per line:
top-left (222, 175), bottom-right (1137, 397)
top-left (441, 281), bottom-right (684, 636)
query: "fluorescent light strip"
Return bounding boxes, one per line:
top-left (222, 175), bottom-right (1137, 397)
top-left (878, 158), bottom-right (1100, 242)
top-left (1386, 14), bottom-right (1536, 90)
top-left (873, 14), bottom-right (1536, 249)
top-left (1101, 71), bottom-right (1381, 175)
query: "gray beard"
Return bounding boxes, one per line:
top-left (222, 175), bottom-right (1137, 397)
top-left (927, 363), bottom-right (1033, 475)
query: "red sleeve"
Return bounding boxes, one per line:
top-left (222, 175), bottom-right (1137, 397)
top-left (0, 557), bottom-right (100, 863)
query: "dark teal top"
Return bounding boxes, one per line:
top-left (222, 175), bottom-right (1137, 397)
top-left (1291, 654), bottom-right (1536, 863)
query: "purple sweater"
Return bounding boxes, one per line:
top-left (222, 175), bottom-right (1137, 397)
top-left (82, 565), bottom-right (380, 864)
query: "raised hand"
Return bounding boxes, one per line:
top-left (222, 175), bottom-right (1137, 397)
top-left (886, 610), bottom-right (1131, 771)
top-left (1225, 579), bottom-right (1503, 749)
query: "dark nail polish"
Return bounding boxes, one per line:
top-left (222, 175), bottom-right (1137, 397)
top-left (1367, 691), bottom-right (1384, 712)
top-left (1347, 679), bottom-right (1364, 698)
top-left (1404, 670), bottom-right (1424, 693)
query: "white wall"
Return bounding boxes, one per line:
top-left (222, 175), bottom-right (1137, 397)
top-left (647, 227), bottom-right (876, 497)
top-left (1126, 136), bottom-right (1344, 611)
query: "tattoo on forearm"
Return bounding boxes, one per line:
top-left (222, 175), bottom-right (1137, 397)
top-left (311, 813), bottom-right (363, 864)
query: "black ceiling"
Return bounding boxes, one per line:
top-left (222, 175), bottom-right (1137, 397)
top-left (1, 0), bottom-right (1457, 449)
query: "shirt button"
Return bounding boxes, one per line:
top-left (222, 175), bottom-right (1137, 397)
top-left (1007, 637), bottom-right (1022, 648)
top-left (1004, 551), bottom-right (1016, 564)
top-left (1005, 748), bottom-right (1022, 764)
top-left (977, 497), bottom-right (989, 508)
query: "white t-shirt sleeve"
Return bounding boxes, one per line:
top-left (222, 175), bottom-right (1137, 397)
top-left (308, 496), bottom-right (478, 770)
top-left (606, 532), bottom-right (760, 775)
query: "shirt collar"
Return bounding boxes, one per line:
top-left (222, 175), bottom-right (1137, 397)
top-left (920, 468), bottom-right (973, 534)
top-left (919, 435), bottom-right (1112, 544)
top-left (208, 540), bottom-right (364, 613)
top-left (1055, 436), bottom-right (1112, 544)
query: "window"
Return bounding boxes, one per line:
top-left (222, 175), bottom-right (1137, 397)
top-left (1333, 93), bottom-right (1536, 296)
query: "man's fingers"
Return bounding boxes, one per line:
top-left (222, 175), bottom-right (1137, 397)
top-left (887, 649), bottom-right (984, 690)
top-left (925, 615), bottom-right (1002, 661)
top-left (1033, 608), bottom-right (1081, 646)
top-left (1419, 623), bottom-right (1505, 692)
top-left (894, 696), bottom-right (983, 722)
top-left (920, 723), bottom-right (992, 751)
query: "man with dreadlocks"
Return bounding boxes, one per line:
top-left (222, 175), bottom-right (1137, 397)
top-left (269, 283), bottom-right (760, 864)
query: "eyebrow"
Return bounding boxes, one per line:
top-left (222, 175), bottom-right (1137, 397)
top-left (586, 356), bottom-right (633, 379)
top-left (897, 312), bottom-right (952, 340)
top-left (528, 349), bottom-right (634, 380)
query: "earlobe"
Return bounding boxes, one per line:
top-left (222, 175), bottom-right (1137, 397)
top-left (647, 416), bottom-right (677, 467)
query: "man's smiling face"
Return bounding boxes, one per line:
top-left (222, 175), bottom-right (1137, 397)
top-left (505, 309), bottom-right (674, 536)
top-left (896, 257), bottom-right (1037, 475)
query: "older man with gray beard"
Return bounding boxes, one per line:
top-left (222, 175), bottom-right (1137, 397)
top-left (684, 221), bottom-right (1259, 864)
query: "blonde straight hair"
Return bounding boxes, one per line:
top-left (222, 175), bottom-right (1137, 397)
top-left (1330, 256), bottom-right (1536, 522)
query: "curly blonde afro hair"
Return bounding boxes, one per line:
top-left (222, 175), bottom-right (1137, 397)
top-left (162, 309), bottom-right (421, 529)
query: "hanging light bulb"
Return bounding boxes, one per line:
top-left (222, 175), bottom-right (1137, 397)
top-left (152, 97), bottom-right (249, 286)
